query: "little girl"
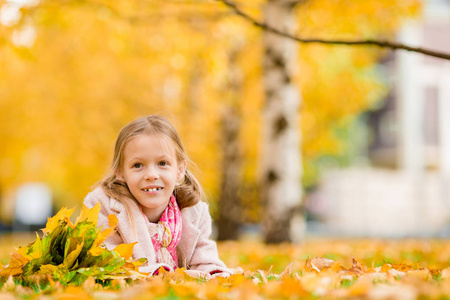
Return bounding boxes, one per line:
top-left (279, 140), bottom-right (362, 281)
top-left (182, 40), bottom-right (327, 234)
top-left (84, 115), bottom-right (231, 277)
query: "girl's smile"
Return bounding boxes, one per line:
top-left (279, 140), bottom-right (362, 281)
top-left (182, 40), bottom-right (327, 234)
top-left (142, 186), bottom-right (163, 193)
top-left (119, 133), bottom-right (186, 222)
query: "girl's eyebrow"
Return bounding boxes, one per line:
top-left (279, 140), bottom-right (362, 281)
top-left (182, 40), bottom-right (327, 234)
top-left (127, 154), bottom-right (173, 162)
top-left (156, 154), bottom-right (173, 161)
top-left (126, 156), bottom-right (144, 162)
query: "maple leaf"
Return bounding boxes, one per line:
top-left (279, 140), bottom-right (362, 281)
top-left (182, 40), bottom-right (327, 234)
top-left (18, 233), bottom-right (42, 260)
top-left (0, 253), bottom-right (29, 277)
top-left (113, 243), bottom-right (136, 261)
top-left (42, 207), bottom-right (75, 235)
top-left (74, 203), bottom-right (101, 227)
top-left (88, 214), bottom-right (119, 256)
top-left (304, 257), bottom-right (334, 273)
top-left (347, 258), bottom-right (366, 275)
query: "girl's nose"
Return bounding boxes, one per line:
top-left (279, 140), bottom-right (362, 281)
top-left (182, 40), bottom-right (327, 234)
top-left (144, 167), bottom-right (159, 181)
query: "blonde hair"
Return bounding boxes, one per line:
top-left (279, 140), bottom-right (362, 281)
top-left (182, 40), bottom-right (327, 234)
top-left (99, 115), bottom-right (203, 217)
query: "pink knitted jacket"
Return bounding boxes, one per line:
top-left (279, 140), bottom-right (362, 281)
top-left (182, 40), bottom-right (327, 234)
top-left (84, 187), bottom-right (231, 275)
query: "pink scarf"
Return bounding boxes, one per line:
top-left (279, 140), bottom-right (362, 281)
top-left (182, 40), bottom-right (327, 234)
top-left (140, 194), bottom-right (182, 268)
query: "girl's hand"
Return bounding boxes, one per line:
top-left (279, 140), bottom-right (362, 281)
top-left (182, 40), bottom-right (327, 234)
top-left (183, 269), bottom-right (211, 280)
top-left (210, 271), bottom-right (230, 279)
top-left (184, 269), bottom-right (232, 280)
top-left (139, 263), bottom-right (173, 275)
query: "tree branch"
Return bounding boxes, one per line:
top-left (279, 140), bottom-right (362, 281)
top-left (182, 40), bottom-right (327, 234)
top-left (217, 0), bottom-right (450, 61)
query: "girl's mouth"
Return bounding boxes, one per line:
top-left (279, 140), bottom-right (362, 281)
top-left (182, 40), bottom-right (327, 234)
top-left (142, 187), bottom-right (163, 192)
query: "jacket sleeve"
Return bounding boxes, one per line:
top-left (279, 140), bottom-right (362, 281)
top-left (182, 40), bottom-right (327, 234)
top-left (187, 203), bottom-right (232, 275)
top-left (83, 188), bottom-right (124, 251)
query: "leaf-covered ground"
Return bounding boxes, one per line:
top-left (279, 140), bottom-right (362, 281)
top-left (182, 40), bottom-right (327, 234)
top-left (2, 233), bottom-right (450, 299)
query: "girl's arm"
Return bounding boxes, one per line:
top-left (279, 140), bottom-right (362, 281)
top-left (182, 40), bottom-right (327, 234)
top-left (185, 202), bottom-right (232, 275)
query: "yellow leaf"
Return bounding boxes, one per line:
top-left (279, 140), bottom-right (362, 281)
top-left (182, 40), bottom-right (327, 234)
top-left (113, 242), bottom-right (136, 260)
top-left (17, 247), bottom-right (30, 261)
top-left (18, 233), bottom-right (43, 260)
top-left (108, 213), bottom-right (118, 228)
top-left (42, 207), bottom-right (75, 234)
top-left (74, 203), bottom-right (101, 226)
top-left (38, 264), bottom-right (58, 275)
top-left (96, 214), bottom-right (119, 243)
top-left (89, 214), bottom-right (119, 253)
top-left (63, 241), bottom-right (84, 269)
top-left (87, 246), bottom-right (104, 257)
top-left (31, 233), bottom-right (43, 259)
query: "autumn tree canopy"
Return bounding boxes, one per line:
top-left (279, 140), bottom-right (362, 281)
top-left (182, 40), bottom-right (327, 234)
top-left (0, 0), bottom-right (421, 223)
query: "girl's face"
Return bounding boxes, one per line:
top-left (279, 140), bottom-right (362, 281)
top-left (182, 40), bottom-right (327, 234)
top-left (119, 133), bottom-right (186, 222)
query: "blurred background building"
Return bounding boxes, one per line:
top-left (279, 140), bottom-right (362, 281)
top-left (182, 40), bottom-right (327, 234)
top-left (308, 0), bottom-right (450, 237)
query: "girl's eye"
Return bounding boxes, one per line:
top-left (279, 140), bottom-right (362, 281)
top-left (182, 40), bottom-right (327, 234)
top-left (133, 163), bottom-right (143, 168)
top-left (159, 161), bottom-right (168, 166)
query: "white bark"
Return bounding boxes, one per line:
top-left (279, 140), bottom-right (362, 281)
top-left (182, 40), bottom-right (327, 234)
top-left (439, 63), bottom-right (450, 177)
top-left (261, 0), bottom-right (303, 243)
top-left (396, 22), bottom-right (424, 173)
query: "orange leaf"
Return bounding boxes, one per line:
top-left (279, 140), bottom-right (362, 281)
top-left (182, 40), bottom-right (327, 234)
top-left (347, 258), bottom-right (366, 275)
top-left (113, 242), bottom-right (136, 260)
top-left (279, 262), bottom-right (293, 278)
top-left (0, 253), bottom-right (29, 277)
top-left (304, 257), bottom-right (334, 273)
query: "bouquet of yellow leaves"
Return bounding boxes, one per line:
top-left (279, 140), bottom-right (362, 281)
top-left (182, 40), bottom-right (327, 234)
top-left (0, 204), bottom-right (146, 285)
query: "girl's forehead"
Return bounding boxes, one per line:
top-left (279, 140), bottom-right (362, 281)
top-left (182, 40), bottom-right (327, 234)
top-left (126, 133), bottom-right (178, 158)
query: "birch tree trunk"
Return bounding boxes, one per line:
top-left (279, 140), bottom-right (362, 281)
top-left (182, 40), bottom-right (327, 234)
top-left (261, 0), bottom-right (303, 243)
top-left (217, 106), bottom-right (242, 240)
top-left (217, 45), bottom-right (244, 240)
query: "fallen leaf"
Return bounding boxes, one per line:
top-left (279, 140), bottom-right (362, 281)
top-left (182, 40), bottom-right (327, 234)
top-left (279, 262), bottom-right (293, 278)
top-left (305, 257), bottom-right (334, 273)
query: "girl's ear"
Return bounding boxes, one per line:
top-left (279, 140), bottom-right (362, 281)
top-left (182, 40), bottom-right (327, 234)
top-left (177, 160), bottom-right (187, 182)
top-left (116, 170), bottom-right (124, 181)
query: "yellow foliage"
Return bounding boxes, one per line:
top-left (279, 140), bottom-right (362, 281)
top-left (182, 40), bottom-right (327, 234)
top-left (0, 0), bottom-right (422, 220)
